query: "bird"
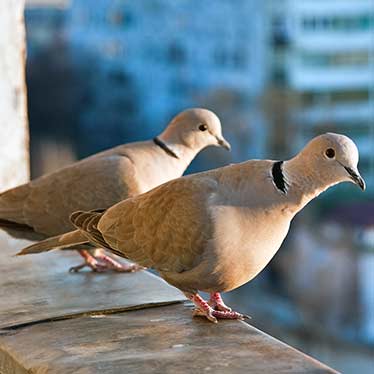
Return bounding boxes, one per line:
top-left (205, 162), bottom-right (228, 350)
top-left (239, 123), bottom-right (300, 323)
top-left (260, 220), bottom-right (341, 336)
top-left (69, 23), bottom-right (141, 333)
top-left (17, 133), bottom-right (365, 322)
top-left (1, 108), bottom-right (230, 272)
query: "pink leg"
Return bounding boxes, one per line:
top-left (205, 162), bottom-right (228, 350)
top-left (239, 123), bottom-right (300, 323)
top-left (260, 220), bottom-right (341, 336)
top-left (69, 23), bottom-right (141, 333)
top-left (95, 251), bottom-right (145, 272)
top-left (69, 249), bottom-right (145, 273)
top-left (69, 250), bottom-right (108, 273)
top-left (208, 292), bottom-right (232, 311)
top-left (184, 292), bottom-right (250, 323)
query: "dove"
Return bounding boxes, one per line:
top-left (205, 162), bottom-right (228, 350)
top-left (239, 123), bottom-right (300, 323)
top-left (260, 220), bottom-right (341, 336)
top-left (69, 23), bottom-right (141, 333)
top-left (17, 133), bottom-right (365, 322)
top-left (1, 108), bottom-right (230, 272)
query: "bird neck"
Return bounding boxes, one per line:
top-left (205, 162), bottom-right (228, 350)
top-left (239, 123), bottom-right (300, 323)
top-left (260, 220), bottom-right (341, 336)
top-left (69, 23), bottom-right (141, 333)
top-left (282, 156), bottom-right (337, 212)
top-left (157, 131), bottom-right (200, 168)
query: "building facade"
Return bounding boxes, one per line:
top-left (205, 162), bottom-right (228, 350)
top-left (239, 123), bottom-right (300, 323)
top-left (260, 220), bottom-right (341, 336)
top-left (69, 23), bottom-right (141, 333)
top-left (285, 0), bottom-right (374, 192)
top-left (66, 0), bottom-right (270, 161)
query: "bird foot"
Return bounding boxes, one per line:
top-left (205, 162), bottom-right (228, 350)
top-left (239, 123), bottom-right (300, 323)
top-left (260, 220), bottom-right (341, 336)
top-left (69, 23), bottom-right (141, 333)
top-left (192, 308), bottom-right (250, 323)
top-left (69, 256), bottom-right (108, 273)
top-left (69, 250), bottom-right (145, 273)
top-left (208, 292), bottom-right (232, 311)
top-left (95, 252), bottom-right (146, 272)
top-left (185, 292), bottom-right (250, 323)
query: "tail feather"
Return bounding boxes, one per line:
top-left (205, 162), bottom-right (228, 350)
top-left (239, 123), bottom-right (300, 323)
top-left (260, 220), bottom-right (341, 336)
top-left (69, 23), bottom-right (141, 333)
top-left (0, 218), bottom-right (45, 241)
top-left (70, 209), bottom-right (104, 230)
top-left (17, 230), bottom-right (89, 255)
top-left (0, 218), bottom-right (33, 232)
top-left (69, 210), bottom-right (110, 249)
top-left (0, 183), bottom-right (30, 223)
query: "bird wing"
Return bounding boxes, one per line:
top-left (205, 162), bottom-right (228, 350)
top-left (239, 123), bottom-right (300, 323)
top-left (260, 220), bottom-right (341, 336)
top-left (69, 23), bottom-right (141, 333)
top-left (0, 154), bottom-right (138, 236)
top-left (98, 174), bottom-right (219, 272)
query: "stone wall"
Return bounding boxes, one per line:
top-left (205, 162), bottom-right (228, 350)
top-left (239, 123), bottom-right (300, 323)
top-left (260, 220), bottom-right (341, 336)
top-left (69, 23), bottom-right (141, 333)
top-left (0, 0), bottom-right (29, 190)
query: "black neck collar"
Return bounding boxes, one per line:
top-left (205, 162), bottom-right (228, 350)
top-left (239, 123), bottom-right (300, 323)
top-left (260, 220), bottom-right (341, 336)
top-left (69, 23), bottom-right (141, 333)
top-left (272, 161), bottom-right (288, 194)
top-left (153, 137), bottom-right (179, 159)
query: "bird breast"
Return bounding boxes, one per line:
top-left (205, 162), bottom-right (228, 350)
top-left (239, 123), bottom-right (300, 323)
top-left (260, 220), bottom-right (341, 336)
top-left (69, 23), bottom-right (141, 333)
top-left (208, 204), bottom-right (291, 292)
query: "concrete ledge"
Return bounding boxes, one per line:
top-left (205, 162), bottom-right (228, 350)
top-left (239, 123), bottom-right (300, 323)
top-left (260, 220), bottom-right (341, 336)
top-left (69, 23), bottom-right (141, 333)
top-left (0, 234), bottom-right (339, 373)
top-left (0, 304), bottom-right (339, 374)
top-left (0, 234), bottom-right (185, 330)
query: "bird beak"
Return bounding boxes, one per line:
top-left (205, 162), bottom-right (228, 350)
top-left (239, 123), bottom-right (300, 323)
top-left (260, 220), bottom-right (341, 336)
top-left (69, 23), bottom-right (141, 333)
top-left (344, 166), bottom-right (366, 191)
top-left (216, 137), bottom-right (231, 151)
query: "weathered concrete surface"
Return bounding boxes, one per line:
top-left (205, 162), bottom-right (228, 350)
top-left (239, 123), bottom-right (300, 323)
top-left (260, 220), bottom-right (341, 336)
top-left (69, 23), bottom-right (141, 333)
top-left (0, 0), bottom-right (29, 190)
top-left (0, 234), bottom-right (185, 330)
top-left (0, 304), bottom-right (339, 374)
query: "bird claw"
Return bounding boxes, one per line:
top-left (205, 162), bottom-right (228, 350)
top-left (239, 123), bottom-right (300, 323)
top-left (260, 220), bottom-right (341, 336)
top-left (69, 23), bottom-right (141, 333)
top-left (208, 300), bottom-right (232, 312)
top-left (192, 307), bottom-right (250, 323)
top-left (69, 259), bottom-right (107, 273)
top-left (187, 292), bottom-right (249, 323)
top-left (69, 264), bottom-right (85, 273)
top-left (95, 251), bottom-right (145, 272)
top-left (104, 261), bottom-right (145, 273)
top-left (70, 250), bottom-right (145, 273)
top-left (192, 308), bottom-right (218, 323)
top-left (208, 292), bottom-right (232, 312)
top-left (211, 309), bottom-right (250, 321)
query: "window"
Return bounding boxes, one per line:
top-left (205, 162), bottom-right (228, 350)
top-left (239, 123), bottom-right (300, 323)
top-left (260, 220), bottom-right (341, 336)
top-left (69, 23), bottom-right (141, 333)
top-left (214, 49), bottom-right (228, 66)
top-left (329, 90), bottom-right (369, 104)
top-left (301, 51), bottom-right (369, 67)
top-left (358, 15), bottom-right (372, 30)
top-left (272, 15), bottom-right (288, 47)
top-left (300, 90), bottom-right (370, 106)
top-left (169, 80), bottom-right (190, 95)
top-left (302, 17), bottom-right (318, 30)
top-left (233, 49), bottom-right (247, 69)
top-left (107, 9), bottom-right (134, 28)
top-left (167, 42), bottom-right (186, 64)
top-left (102, 41), bottom-right (123, 58)
top-left (108, 70), bottom-right (130, 85)
top-left (302, 14), bottom-right (374, 31)
top-left (214, 47), bottom-right (247, 69)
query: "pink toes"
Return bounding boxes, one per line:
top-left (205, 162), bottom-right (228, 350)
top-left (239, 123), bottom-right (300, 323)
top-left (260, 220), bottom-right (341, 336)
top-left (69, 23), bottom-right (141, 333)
top-left (185, 292), bottom-right (250, 323)
top-left (69, 249), bottom-right (145, 273)
top-left (208, 292), bottom-right (232, 312)
top-left (95, 252), bottom-right (146, 273)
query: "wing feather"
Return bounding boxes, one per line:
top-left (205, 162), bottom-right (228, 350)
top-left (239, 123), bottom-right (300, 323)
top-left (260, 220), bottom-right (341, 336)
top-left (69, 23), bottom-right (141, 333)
top-left (0, 155), bottom-right (138, 237)
top-left (98, 175), bottom-right (218, 272)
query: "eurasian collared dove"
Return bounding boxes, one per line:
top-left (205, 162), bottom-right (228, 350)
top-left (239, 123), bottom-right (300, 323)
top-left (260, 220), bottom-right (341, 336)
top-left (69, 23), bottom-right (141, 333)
top-left (2, 108), bottom-right (230, 272)
top-left (18, 133), bottom-right (365, 322)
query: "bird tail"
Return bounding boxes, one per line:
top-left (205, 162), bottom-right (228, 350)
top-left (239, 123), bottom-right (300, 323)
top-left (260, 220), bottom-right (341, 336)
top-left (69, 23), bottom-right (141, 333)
top-left (16, 230), bottom-right (89, 256)
top-left (0, 218), bottom-right (45, 241)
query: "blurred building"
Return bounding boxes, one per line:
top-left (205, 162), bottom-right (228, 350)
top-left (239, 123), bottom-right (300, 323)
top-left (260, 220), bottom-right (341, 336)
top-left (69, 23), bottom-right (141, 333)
top-left (25, 0), bottom-right (374, 185)
top-left (25, 4), bottom-right (66, 59)
top-left (25, 0), bottom-right (81, 177)
top-left (285, 0), bottom-right (374, 192)
top-left (66, 0), bottom-right (270, 161)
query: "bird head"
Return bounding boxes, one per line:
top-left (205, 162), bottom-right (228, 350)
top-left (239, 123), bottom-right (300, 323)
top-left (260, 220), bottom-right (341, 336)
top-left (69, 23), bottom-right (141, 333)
top-left (163, 108), bottom-right (231, 152)
top-left (297, 133), bottom-right (365, 191)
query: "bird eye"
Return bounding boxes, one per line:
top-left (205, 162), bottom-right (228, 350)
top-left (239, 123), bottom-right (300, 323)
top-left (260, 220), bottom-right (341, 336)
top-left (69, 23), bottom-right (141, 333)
top-left (325, 148), bottom-right (335, 159)
top-left (198, 124), bottom-right (208, 131)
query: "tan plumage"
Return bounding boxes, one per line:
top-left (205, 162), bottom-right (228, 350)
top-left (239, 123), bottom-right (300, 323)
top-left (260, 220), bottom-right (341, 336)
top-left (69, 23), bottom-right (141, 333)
top-left (18, 133), bottom-right (365, 321)
top-left (0, 156), bottom-right (136, 237)
top-left (1, 108), bottom-right (230, 271)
